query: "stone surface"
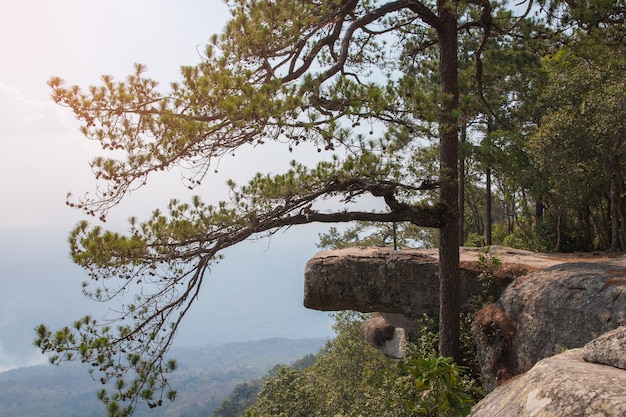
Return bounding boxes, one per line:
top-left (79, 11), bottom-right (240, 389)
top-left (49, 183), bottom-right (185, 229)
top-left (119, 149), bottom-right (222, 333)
top-left (303, 246), bottom-right (533, 319)
top-left (304, 248), bottom-right (440, 317)
top-left (583, 325), bottom-right (626, 370)
top-left (303, 246), bottom-right (623, 379)
top-left (473, 257), bottom-right (626, 389)
top-left (469, 348), bottom-right (626, 417)
top-left (361, 314), bottom-right (407, 359)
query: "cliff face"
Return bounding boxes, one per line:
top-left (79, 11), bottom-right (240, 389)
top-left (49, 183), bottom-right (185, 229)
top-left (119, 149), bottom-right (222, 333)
top-left (303, 247), bottom-right (625, 376)
top-left (302, 247), bottom-right (626, 415)
top-left (473, 257), bottom-right (626, 389)
top-left (303, 246), bottom-right (533, 318)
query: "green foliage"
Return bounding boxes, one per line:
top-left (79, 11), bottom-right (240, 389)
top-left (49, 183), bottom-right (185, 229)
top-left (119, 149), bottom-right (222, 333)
top-left (400, 356), bottom-right (476, 417)
top-left (246, 312), bottom-right (399, 416)
top-left (211, 354), bottom-right (319, 417)
top-left (527, 29), bottom-right (626, 251)
top-left (36, 0), bottom-right (626, 414)
top-left (461, 30), bottom-right (626, 253)
top-left (245, 312), bottom-right (480, 417)
top-left (211, 380), bottom-right (264, 417)
top-left (34, 318), bottom-right (178, 417)
top-left (473, 250), bottom-right (501, 299)
top-left (317, 221), bottom-right (436, 250)
top-left (464, 232), bottom-right (485, 248)
top-left (245, 366), bottom-right (317, 417)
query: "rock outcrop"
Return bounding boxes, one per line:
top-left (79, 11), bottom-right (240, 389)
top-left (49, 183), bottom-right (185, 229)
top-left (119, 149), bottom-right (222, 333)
top-left (304, 246), bottom-right (537, 358)
top-left (304, 246), bottom-right (532, 319)
top-left (303, 246), bottom-right (624, 378)
top-left (304, 248), bottom-right (441, 318)
top-left (473, 257), bottom-right (626, 389)
top-left (469, 328), bottom-right (626, 417)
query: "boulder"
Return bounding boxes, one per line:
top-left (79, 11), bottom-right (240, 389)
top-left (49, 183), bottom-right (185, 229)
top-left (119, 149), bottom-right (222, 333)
top-left (468, 347), bottom-right (626, 417)
top-left (470, 327), bottom-right (626, 416)
top-left (473, 257), bottom-right (626, 389)
top-left (361, 313), bottom-right (407, 359)
top-left (582, 325), bottom-right (626, 370)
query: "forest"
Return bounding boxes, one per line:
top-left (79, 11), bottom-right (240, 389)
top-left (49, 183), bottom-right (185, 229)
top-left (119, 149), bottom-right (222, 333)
top-left (32, 0), bottom-right (624, 415)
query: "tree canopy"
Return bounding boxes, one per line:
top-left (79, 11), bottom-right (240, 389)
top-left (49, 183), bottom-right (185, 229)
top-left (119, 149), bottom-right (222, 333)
top-left (246, 312), bottom-right (479, 417)
top-left (34, 0), bottom-right (625, 415)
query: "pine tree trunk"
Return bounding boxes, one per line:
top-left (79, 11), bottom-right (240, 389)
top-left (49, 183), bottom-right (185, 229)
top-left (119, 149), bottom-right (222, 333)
top-left (610, 179), bottom-right (619, 252)
top-left (436, 3), bottom-right (460, 361)
top-left (485, 121), bottom-right (493, 246)
top-left (459, 124), bottom-right (466, 246)
top-left (486, 166), bottom-right (492, 246)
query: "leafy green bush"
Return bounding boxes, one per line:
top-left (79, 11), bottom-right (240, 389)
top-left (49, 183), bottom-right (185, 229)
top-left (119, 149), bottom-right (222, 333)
top-left (474, 249), bottom-right (502, 301)
top-left (399, 356), bottom-right (478, 417)
top-left (245, 312), bottom-right (482, 417)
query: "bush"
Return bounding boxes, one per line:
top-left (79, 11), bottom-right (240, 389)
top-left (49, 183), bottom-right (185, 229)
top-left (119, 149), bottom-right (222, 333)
top-left (245, 312), bottom-right (483, 417)
top-left (400, 355), bottom-right (478, 417)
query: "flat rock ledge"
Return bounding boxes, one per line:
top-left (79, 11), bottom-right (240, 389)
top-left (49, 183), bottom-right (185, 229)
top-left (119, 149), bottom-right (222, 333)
top-left (303, 246), bottom-right (541, 319)
top-left (304, 247), bottom-right (440, 318)
top-left (303, 246), bottom-right (542, 359)
top-left (303, 246), bottom-right (620, 362)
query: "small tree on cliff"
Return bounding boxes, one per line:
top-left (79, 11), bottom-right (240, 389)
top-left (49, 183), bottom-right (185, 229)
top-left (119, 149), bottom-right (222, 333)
top-left (34, 1), bottom-right (548, 415)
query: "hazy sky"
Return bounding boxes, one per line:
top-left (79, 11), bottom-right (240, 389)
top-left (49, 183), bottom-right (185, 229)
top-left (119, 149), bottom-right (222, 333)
top-left (0, 0), bottom-right (338, 372)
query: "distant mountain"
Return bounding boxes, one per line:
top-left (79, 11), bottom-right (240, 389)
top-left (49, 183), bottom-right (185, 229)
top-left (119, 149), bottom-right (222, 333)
top-left (210, 353), bottom-right (318, 417)
top-left (0, 337), bottom-right (327, 417)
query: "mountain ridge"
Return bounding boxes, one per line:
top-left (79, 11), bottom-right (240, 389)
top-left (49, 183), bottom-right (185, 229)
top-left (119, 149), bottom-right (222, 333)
top-left (0, 337), bottom-right (328, 417)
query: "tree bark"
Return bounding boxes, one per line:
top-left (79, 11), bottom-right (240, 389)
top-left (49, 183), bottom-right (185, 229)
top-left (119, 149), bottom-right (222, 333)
top-left (485, 120), bottom-right (493, 246)
top-left (610, 178), bottom-right (620, 252)
top-left (535, 200), bottom-right (544, 226)
top-left (436, 2), bottom-right (460, 361)
top-left (608, 154), bottom-right (620, 252)
top-left (555, 209), bottom-right (562, 253)
top-left (485, 166), bottom-right (492, 246)
top-left (459, 123), bottom-right (466, 246)
top-left (618, 195), bottom-right (626, 250)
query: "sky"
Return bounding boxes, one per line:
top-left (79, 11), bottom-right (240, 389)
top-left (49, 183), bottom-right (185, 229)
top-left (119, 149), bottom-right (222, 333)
top-left (0, 0), bottom-right (339, 372)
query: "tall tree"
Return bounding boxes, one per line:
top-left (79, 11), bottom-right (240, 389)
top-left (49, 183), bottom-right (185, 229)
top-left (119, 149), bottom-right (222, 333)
top-left (530, 27), bottom-right (626, 251)
top-left (34, 1), bottom-right (537, 415)
top-left (457, 7), bottom-right (550, 247)
top-left (513, 0), bottom-right (626, 251)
